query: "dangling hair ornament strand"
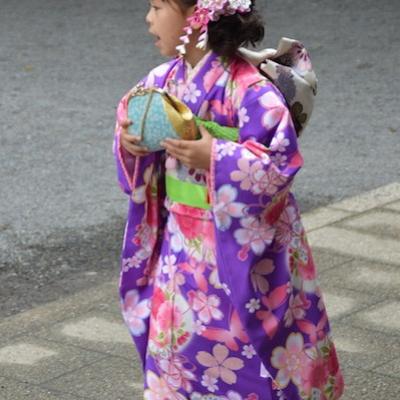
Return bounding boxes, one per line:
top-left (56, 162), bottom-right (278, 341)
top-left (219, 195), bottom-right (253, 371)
top-left (177, 0), bottom-right (252, 55)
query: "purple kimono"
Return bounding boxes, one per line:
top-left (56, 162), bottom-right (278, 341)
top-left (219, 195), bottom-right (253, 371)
top-left (113, 51), bottom-right (344, 400)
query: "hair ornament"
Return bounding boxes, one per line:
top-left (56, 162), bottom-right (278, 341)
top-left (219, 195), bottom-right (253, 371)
top-left (177, 0), bottom-right (252, 55)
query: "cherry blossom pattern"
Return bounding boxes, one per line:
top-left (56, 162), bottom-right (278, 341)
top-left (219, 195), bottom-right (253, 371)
top-left (245, 298), bottom-right (261, 313)
top-left (121, 290), bottom-right (151, 336)
top-left (234, 216), bottom-right (275, 258)
top-left (122, 255), bottom-right (141, 272)
top-left (167, 213), bottom-right (184, 253)
top-left (196, 343), bottom-right (244, 385)
top-left (158, 353), bottom-right (196, 393)
top-left (259, 90), bottom-right (290, 131)
top-left (183, 82), bottom-right (201, 104)
top-left (215, 141), bottom-right (238, 161)
top-left (250, 258), bottom-right (275, 294)
top-left (230, 157), bottom-right (265, 192)
top-left (284, 292), bottom-right (311, 327)
top-left (188, 290), bottom-right (224, 324)
top-left (271, 152), bottom-right (288, 167)
top-left (144, 370), bottom-right (186, 400)
top-left (241, 344), bottom-right (256, 359)
top-left (214, 184), bottom-right (246, 231)
top-left (201, 373), bottom-right (219, 392)
top-left (270, 131), bottom-right (290, 153)
top-left (271, 333), bottom-right (311, 389)
top-left (250, 164), bottom-right (288, 196)
top-left (161, 254), bottom-right (186, 288)
top-left (238, 106), bottom-right (250, 128)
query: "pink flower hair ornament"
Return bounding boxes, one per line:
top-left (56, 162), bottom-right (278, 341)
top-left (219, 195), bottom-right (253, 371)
top-left (176, 0), bottom-right (252, 55)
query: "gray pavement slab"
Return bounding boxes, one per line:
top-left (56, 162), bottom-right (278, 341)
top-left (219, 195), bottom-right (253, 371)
top-left (341, 300), bottom-right (400, 337)
top-left (337, 209), bottom-right (400, 241)
top-left (342, 367), bottom-right (400, 400)
top-left (0, 376), bottom-right (88, 400)
top-left (321, 286), bottom-right (384, 321)
top-left (384, 200), bottom-right (400, 212)
top-left (311, 246), bottom-right (354, 273)
top-left (320, 259), bottom-right (400, 300)
top-left (30, 311), bottom-right (138, 362)
top-left (0, 336), bottom-right (107, 385)
top-left (308, 225), bottom-right (400, 267)
top-left (41, 356), bottom-right (143, 400)
top-left (374, 357), bottom-right (400, 380)
top-left (0, 281), bottom-right (117, 341)
top-left (330, 324), bottom-right (400, 371)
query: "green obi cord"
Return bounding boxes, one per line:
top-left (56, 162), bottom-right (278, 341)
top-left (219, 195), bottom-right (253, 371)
top-left (166, 119), bottom-right (238, 210)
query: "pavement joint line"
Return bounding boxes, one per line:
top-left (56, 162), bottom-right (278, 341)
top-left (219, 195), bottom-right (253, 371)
top-left (28, 332), bottom-right (136, 363)
top-left (36, 353), bottom-right (112, 387)
top-left (316, 257), bottom-right (355, 274)
top-left (342, 365), bottom-right (399, 380)
top-left (326, 283), bottom-right (400, 301)
top-left (0, 374), bottom-right (91, 400)
top-left (328, 298), bottom-right (389, 323)
top-left (368, 356), bottom-right (400, 373)
top-left (342, 322), bottom-right (400, 340)
top-left (349, 367), bottom-right (400, 383)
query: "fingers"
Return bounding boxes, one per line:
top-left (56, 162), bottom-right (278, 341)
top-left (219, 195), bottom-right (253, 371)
top-left (120, 119), bottom-right (132, 129)
top-left (161, 141), bottom-right (187, 160)
top-left (122, 142), bottom-right (150, 156)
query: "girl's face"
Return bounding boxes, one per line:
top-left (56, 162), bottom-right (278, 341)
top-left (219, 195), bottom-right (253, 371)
top-left (146, 0), bottom-right (193, 57)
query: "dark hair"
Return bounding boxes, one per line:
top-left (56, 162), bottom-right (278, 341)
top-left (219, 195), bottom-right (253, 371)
top-left (169, 0), bottom-right (265, 59)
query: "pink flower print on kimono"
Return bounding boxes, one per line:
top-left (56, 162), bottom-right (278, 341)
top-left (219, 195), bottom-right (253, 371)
top-left (188, 290), bottom-right (224, 324)
top-left (259, 90), bottom-right (291, 132)
top-left (250, 258), bottom-right (275, 294)
top-left (144, 370), bottom-right (187, 400)
top-left (300, 336), bottom-right (343, 399)
top-left (271, 333), bottom-right (311, 390)
top-left (214, 184), bottom-right (246, 232)
top-left (148, 286), bottom-right (194, 354)
top-left (121, 290), bottom-right (151, 336)
top-left (190, 391), bottom-right (259, 400)
top-left (288, 231), bottom-right (319, 292)
top-left (183, 82), bottom-right (202, 104)
top-left (283, 292), bottom-right (311, 327)
top-left (234, 215), bottom-right (276, 258)
top-left (196, 343), bottom-right (244, 387)
top-left (158, 353), bottom-right (197, 393)
top-left (203, 60), bottom-right (228, 92)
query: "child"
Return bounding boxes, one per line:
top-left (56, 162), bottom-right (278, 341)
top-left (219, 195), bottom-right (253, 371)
top-left (113, 1), bottom-right (344, 399)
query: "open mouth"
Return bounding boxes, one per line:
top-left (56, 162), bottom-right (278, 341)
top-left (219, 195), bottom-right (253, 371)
top-left (149, 31), bottom-right (161, 44)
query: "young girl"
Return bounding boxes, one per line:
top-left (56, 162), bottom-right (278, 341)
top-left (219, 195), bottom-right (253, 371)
top-left (113, 1), bottom-right (344, 399)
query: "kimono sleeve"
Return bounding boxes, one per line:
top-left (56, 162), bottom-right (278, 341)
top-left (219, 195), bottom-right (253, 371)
top-left (209, 81), bottom-right (304, 252)
top-left (113, 90), bottom-right (138, 195)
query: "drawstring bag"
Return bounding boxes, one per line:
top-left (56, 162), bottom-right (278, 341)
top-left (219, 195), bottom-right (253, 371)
top-left (127, 85), bottom-right (198, 152)
top-left (127, 85), bottom-right (238, 152)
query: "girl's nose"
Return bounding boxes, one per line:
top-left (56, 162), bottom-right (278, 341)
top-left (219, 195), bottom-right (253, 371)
top-left (145, 9), bottom-right (152, 25)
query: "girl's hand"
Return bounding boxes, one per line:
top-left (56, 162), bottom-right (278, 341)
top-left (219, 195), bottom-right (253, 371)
top-left (161, 125), bottom-right (213, 170)
top-left (119, 119), bottom-right (151, 157)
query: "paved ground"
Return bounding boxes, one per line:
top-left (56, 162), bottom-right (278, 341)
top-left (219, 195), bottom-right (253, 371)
top-left (1, 0), bottom-right (399, 318)
top-left (1, 183), bottom-right (399, 399)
